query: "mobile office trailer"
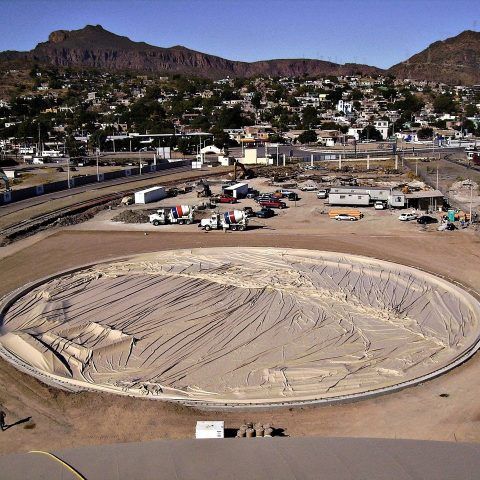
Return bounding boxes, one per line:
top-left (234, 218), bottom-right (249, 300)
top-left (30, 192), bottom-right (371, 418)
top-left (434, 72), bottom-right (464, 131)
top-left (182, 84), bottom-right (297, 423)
top-left (134, 186), bottom-right (166, 204)
top-left (328, 192), bottom-right (370, 206)
top-left (223, 182), bottom-right (249, 199)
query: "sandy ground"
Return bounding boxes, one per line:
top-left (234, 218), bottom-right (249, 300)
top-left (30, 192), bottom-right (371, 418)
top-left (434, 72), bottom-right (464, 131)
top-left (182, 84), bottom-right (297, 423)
top-left (0, 223), bottom-right (480, 453)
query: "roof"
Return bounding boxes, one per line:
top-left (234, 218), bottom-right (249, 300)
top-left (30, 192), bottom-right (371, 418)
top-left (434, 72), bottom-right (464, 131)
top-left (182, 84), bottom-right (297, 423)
top-left (405, 189), bottom-right (444, 199)
top-left (135, 186), bottom-right (164, 194)
top-left (224, 183), bottom-right (248, 190)
top-left (2, 437), bottom-right (480, 480)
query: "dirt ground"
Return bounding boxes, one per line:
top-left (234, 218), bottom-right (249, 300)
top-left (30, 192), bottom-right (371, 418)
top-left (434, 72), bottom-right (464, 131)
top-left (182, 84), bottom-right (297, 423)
top-left (1, 218), bottom-right (480, 454)
top-left (71, 176), bottom-right (432, 237)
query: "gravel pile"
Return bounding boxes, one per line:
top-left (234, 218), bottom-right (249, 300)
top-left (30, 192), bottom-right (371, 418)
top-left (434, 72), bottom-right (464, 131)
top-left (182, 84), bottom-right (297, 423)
top-left (112, 209), bottom-right (150, 224)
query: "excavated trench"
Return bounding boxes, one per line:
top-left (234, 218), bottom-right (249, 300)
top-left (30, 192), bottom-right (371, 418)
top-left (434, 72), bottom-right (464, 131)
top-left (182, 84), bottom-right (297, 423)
top-left (1, 247), bottom-right (480, 406)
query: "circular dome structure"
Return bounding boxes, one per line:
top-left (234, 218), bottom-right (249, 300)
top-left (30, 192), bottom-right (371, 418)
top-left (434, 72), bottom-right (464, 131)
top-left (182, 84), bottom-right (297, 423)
top-left (1, 248), bottom-right (479, 407)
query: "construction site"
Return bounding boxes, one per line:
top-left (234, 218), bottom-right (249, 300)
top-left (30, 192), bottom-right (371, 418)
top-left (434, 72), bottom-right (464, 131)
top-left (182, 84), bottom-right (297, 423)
top-left (2, 150), bottom-right (480, 477)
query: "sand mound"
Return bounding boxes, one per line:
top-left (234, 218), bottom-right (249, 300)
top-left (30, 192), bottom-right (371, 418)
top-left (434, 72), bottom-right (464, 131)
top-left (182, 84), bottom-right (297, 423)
top-left (1, 248), bottom-right (479, 406)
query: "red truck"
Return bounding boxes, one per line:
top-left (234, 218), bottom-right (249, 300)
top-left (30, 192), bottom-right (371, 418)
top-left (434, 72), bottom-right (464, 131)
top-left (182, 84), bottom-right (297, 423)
top-left (212, 195), bottom-right (237, 204)
top-left (259, 199), bottom-right (287, 209)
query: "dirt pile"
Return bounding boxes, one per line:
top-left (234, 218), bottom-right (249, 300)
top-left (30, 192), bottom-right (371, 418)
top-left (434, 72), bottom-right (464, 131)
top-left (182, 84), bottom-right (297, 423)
top-left (111, 209), bottom-right (150, 224)
top-left (448, 180), bottom-right (480, 206)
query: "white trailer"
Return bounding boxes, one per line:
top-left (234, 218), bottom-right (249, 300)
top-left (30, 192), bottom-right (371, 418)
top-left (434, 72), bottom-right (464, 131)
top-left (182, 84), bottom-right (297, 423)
top-left (134, 186), bottom-right (166, 204)
top-left (223, 182), bottom-right (249, 199)
top-left (328, 192), bottom-right (370, 206)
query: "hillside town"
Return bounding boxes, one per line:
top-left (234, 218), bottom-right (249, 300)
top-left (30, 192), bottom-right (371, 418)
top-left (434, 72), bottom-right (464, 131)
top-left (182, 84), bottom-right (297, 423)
top-left (0, 66), bottom-right (479, 159)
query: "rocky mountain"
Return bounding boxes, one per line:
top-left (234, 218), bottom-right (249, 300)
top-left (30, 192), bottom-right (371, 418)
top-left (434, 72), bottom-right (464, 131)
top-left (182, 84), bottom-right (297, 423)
top-left (388, 30), bottom-right (480, 85)
top-left (0, 24), bottom-right (382, 78)
top-left (1, 25), bottom-right (479, 84)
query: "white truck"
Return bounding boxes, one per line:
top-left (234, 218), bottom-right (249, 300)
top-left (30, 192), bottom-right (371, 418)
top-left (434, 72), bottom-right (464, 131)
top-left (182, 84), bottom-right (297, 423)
top-left (200, 210), bottom-right (248, 231)
top-left (149, 205), bottom-right (194, 226)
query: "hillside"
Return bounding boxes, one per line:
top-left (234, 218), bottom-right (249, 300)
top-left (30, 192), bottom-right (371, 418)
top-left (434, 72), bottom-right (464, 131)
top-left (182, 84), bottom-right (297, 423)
top-left (388, 30), bottom-right (480, 85)
top-left (0, 25), bottom-right (382, 79)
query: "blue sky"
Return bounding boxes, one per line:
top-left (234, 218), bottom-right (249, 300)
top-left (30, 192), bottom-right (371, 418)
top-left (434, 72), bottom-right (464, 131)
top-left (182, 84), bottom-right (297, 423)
top-left (0, 0), bottom-right (478, 68)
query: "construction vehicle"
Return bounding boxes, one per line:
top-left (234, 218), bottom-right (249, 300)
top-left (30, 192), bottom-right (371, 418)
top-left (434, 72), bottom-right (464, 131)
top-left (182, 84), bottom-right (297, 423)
top-left (199, 210), bottom-right (248, 231)
top-left (233, 160), bottom-right (254, 181)
top-left (121, 195), bottom-right (134, 205)
top-left (149, 205), bottom-right (194, 226)
top-left (196, 179), bottom-right (212, 198)
top-left (0, 168), bottom-right (10, 191)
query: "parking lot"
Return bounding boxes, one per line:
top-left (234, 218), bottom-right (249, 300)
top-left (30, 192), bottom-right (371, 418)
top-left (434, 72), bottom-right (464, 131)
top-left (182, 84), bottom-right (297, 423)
top-left (70, 175), bottom-right (448, 237)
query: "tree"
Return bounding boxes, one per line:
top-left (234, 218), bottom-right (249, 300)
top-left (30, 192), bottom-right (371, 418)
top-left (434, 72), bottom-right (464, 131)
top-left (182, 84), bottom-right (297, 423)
top-left (211, 127), bottom-right (231, 150)
top-left (360, 125), bottom-right (382, 141)
top-left (215, 105), bottom-right (245, 129)
top-left (88, 129), bottom-right (107, 153)
top-left (393, 92), bottom-right (424, 116)
top-left (251, 92), bottom-right (262, 110)
top-left (297, 130), bottom-right (317, 144)
top-left (326, 88), bottom-right (344, 104)
top-left (433, 94), bottom-right (457, 114)
top-left (417, 127), bottom-right (433, 140)
top-left (302, 106), bottom-right (319, 129)
top-left (465, 104), bottom-right (478, 117)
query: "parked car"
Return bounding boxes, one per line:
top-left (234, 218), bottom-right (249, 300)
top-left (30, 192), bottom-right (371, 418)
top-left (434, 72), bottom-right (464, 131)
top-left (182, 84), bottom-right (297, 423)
top-left (286, 192), bottom-right (299, 201)
top-left (334, 214), bottom-right (358, 221)
top-left (256, 207), bottom-right (275, 218)
top-left (374, 201), bottom-right (386, 210)
top-left (255, 194), bottom-right (276, 203)
top-left (317, 190), bottom-right (328, 199)
top-left (300, 185), bottom-right (317, 191)
top-left (243, 206), bottom-right (255, 218)
top-left (259, 199), bottom-right (287, 209)
top-left (217, 195), bottom-right (237, 204)
top-left (246, 189), bottom-right (259, 199)
top-left (398, 212), bottom-right (418, 221)
top-left (417, 215), bottom-right (438, 224)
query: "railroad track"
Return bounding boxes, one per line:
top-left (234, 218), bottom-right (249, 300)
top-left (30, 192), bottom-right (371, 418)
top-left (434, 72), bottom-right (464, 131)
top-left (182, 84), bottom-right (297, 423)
top-left (0, 169), bottom-right (230, 244)
top-left (0, 192), bottom-right (123, 243)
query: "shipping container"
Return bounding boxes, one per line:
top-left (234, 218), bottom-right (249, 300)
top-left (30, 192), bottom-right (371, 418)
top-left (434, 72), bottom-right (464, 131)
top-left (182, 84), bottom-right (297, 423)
top-left (134, 186), bottom-right (166, 204)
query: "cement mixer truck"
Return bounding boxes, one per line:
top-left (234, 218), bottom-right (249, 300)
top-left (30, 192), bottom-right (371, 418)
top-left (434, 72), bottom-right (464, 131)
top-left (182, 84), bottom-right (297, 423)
top-left (149, 205), bottom-right (194, 226)
top-left (199, 210), bottom-right (248, 231)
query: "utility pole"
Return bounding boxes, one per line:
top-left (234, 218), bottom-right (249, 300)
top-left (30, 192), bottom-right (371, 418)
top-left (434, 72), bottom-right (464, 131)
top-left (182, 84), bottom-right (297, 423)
top-left (436, 164), bottom-right (439, 190)
top-left (67, 155), bottom-right (70, 188)
top-left (469, 180), bottom-right (473, 223)
top-left (96, 143), bottom-right (100, 182)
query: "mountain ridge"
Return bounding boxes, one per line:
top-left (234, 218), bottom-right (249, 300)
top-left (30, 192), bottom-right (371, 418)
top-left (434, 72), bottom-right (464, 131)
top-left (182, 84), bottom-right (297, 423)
top-left (1, 25), bottom-right (479, 84)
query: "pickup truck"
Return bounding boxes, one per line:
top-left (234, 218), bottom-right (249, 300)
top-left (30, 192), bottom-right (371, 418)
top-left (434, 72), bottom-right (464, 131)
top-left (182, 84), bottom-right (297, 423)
top-left (259, 199), bottom-right (287, 209)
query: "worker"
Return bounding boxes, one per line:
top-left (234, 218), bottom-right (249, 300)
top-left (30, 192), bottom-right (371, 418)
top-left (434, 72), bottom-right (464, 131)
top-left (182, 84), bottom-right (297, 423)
top-left (0, 410), bottom-right (6, 431)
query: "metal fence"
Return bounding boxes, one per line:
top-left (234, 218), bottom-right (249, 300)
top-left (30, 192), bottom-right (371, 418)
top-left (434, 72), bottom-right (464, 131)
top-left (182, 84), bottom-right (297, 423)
top-left (0, 161), bottom-right (191, 205)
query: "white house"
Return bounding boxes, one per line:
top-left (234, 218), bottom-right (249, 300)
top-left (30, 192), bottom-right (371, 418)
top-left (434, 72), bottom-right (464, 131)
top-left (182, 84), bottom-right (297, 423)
top-left (374, 120), bottom-right (389, 140)
top-left (337, 100), bottom-right (353, 114)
